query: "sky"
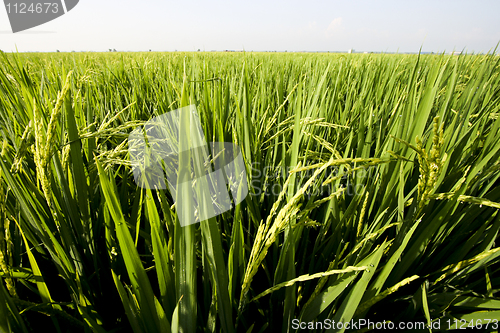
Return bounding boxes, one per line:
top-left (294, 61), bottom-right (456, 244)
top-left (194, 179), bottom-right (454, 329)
top-left (0, 0), bottom-right (499, 53)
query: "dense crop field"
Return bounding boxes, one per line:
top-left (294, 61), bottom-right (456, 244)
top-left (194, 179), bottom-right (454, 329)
top-left (0, 51), bottom-right (499, 332)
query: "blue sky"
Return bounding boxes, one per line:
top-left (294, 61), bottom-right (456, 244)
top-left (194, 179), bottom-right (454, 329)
top-left (1, 0), bottom-right (499, 53)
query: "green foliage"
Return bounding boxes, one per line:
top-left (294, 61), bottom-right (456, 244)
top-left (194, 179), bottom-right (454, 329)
top-left (0, 50), bottom-right (499, 332)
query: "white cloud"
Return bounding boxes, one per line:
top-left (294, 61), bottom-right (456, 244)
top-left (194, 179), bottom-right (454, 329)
top-left (325, 17), bottom-right (343, 37)
top-left (308, 21), bottom-right (318, 32)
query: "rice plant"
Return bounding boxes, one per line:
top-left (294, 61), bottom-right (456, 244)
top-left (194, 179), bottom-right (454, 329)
top-left (0, 50), bottom-right (499, 332)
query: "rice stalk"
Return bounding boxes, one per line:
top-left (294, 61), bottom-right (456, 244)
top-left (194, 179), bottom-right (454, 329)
top-left (251, 266), bottom-right (368, 302)
top-left (354, 275), bottom-right (419, 316)
top-left (433, 247), bottom-right (500, 284)
top-left (416, 116), bottom-right (445, 211)
top-left (0, 140), bottom-right (16, 298)
top-left (357, 191), bottom-right (370, 238)
top-left (239, 157), bottom-right (336, 310)
top-left (33, 71), bottom-right (73, 206)
top-left (10, 120), bottom-right (32, 174)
